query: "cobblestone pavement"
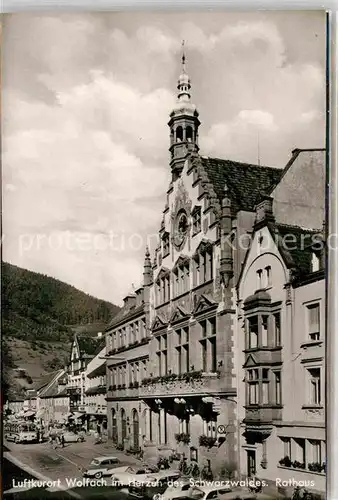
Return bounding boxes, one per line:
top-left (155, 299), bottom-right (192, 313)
top-left (4, 435), bottom-right (141, 487)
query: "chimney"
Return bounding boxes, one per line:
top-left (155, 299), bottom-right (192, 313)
top-left (254, 195), bottom-right (275, 228)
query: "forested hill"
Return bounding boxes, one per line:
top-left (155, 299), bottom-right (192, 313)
top-left (2, 261), bottom-right (120, 343)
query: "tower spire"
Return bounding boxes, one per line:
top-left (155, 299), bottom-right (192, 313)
top-left (168, 40), bottom-right (200, 181)
top-left (181, 40), bottom-right (186, 72)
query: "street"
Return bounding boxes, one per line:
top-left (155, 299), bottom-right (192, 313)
top-left (3, 436), bottom-right (140, 499)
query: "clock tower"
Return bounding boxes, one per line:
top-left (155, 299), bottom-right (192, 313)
top-left (168, 43), bottom-right (200, 181)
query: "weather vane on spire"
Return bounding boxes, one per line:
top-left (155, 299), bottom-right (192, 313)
top-left (181, 39), bottom-right (186, 72)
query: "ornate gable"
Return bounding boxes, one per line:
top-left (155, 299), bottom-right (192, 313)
top-left (151, 314), bottom-right (168, 332)
top-left (155, 267), bottom-right (170, 281)
top-left (192, 293), bottom-right (217, 315)
top-left (243, 353), bottom-right (259, 368)
top-left (193, 238), bottom-right (213, 257)
top-left (169, 305), bottom-right (190, 325)
top-left (173, 254), bottom-right (190, 271)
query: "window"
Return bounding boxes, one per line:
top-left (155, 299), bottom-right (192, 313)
top-left (308, 368), bottom-right (321, 405)
top-left (194, 246), bottom-right (213, 286)
top-left (203, 416), bottom-right (217, 438)
top-left (176, 126), bottom-right (183, 142)
top-left (176, 327), bottom-right (190, 374)
top-left (283, 437), bottom-right (291, 458)
top-left (247, 369), bottom-right (259, 405)
top-left (311, 440), bottom-right (322, 463)
top-left (156, 274), bottom-right (171, 305)
top-left (248, 316), bottom-right (258, 349)
top-left (273, 312), bottom-right (281, 346)
top-left (262, 316), bottom-right (269, 346)
top-left (274, 371), bottom-right (282, 405)
top-left (192, 207), bottom-right (201, 234)
top-left (156, 334), bottom-right (168, 376)
top-left (179, 417), bottom-right (190, 434)
top-left (262, 368), bottom-right (270, 404)
top-left (200, 318), bottom-right (217, 373)
top-left (307, 303), bottom-right (320, 341)
top-left (174, 260), bottom-right (190, 296)
top-left (257, 269), bottom-right (263, 289)
top-left (163, 233), bottom-right (170, 257)
top-left (311, 253), bottom-right (320, 272)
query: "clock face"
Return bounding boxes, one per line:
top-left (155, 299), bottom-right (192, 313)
top-left (174, 211), bottom-right (188, 249)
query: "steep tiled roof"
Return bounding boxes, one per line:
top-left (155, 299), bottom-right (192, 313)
top-left (200, 157), bottom-right (283, 213)
top-left (33, 370), bottom-right (62, 391)
top-left (274, 223), bottom-right (320, 277)
top-left (39, 370), bottom-right (65, 399)
top-left (106, 303), bottom-right (145, 330)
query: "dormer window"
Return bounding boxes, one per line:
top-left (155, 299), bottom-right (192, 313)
top-left (193, 243), bottom-right (213, 287)
top-left (257, 269), bottom-right (263, 289)
top-left (311, 252), bottom-right (320, 272)
top-left (192, 206), bottom-right (201, 235)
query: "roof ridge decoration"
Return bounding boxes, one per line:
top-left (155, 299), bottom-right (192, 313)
top-left (190, 155), bottom-right (222, 220)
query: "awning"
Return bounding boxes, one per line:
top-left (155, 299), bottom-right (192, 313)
top-left (24, 411), bottom-right (36, 417)
top-left (35, 409), bottom-right (45, 418)
top-left (72, 412), bottom-right (85, 420)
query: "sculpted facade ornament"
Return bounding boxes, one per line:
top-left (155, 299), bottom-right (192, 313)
top-left (171, 180), bottom-right (192, 251)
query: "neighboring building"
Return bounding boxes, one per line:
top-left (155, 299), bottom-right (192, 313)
top-left (37, 370), bottom-right (69, 427)
top-left (66, 333), bottom-right (105, 422)
top-left (5, 398), bottom-right (24, 416)
top-left (106, 272), bottom-right (151, 452)
top-left (236, 197), bottom-right (325, 497)
top-left (85, 345), bottom-right (107, 433)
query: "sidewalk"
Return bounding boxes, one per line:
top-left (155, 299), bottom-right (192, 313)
top-left (59, 435), bottom-right (142, 466)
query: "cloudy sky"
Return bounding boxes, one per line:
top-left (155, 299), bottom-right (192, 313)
top-left (2, 11), bottom-right (326, 305)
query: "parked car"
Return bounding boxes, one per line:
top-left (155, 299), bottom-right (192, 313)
top-left (63, 431), bottom-right (85, 443)
top-left (157, 479), bottom-right (194, 499)
top-left (128, 469), bottom-right (181, 499)
top-left (217, 491), bottom-right (257, 500)
top-left (83, 456), bottom-right (121, 479)
top-left (187, 486), bottom-right (234, 500)
top-left (111, 464), bottom-right (160, 488)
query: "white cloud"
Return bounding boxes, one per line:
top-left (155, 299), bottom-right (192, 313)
top-left (2, 12), bottom-right (326, 303)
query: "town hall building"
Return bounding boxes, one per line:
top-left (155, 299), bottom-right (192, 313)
top-left (105, 51), bottom-right (325, 484)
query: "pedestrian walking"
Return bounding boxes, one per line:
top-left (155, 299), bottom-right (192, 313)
top-left (61, 434), bottom-right (65, 448)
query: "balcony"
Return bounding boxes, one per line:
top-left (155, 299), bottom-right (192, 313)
top-left (300, 340), bottom-right (324, 363)
top-left (301, 405), bottom-right (324, 424)
top-left (139, 371), bottom-right (226, 398)
top-left (244, 406), bottom-right (282, 424)
top-left (69, 404), bottom-right (86, 413)
top-left (107, 384), bottom-right (140, 399)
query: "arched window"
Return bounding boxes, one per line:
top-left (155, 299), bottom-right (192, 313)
top-left (176, 126), bottom-right (183, 142)
top-left (132, 409), bottom-right (140, 450)
top-left (111, 408), bottom-right (117, 443)
top-left (121, 408), bottom-right (127, 442)
top-left (186, 126), bottom-right (193, 142)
